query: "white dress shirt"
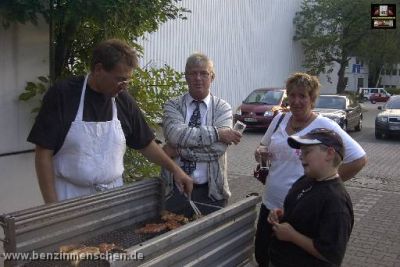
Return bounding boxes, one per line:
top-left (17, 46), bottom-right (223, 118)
top-left (182, 94), bottom-right (211, 184)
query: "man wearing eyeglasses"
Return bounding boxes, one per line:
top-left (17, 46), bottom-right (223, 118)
top-left (28, 39), bottom-right (193, 203)
top-left (161, 53), bottom-right (242, 215)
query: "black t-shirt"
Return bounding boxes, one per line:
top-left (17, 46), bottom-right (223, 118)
top-left (269, 175), bottom-right (354, 267)
top-left (27, 76), bottom-right (155, 154)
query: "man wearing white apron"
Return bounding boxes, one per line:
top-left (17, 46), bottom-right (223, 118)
top-left (28, 39), bottom-right (193, 203)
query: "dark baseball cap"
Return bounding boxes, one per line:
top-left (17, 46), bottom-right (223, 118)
top-left (287, 128), bottom-right (344, 159)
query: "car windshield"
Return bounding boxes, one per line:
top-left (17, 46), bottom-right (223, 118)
top-left (244, 90), bottom-right (283, 105)
top-left (315, 96), bottom-right (346, 109)
top-left (385, 98), bottom-right (400, 109)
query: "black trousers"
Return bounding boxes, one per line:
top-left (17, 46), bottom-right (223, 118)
top-left (255, 204), bottom-right (273, 267)
top-left (165, 184), bottom-right (226, 217)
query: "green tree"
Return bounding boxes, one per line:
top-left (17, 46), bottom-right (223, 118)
top-left (1, 0), bottom-right (189, 80)
top-left (124, 65), bottom-right (187, 182)
top-left (357, 19), bottom-right (400, 87)
top-left (293, 0), bottom-right (371, 93)
top-left (1, 0), bottom-right (189, 180)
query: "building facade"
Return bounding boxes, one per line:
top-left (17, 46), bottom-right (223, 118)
top-left (380, 64), bottom-right (400, 89)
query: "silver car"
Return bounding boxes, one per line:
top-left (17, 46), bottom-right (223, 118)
top-left (314, 95), bottom-right (363, 132)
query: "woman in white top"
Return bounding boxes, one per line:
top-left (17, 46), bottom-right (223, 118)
top-left (253, 72), bottom-right (367, 267)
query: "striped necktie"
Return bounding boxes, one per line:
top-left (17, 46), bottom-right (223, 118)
top-left (182, 100), bottom-right (202, 174)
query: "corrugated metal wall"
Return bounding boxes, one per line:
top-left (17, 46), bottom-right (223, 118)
top-left (139, 0), bottom-right (304, 111)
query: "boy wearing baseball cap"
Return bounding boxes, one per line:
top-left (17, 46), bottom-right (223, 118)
top-left (267, 128), bottom-right (354, 267)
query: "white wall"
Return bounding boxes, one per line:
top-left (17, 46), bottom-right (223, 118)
top-left (318, 64), bottom-right (340, 94)
top-left (0, 21), bottom-right (48, 213)
top-left (139, 0), bottom-right (304, 110)
top-left (0, 21), bottom-right (49, 154)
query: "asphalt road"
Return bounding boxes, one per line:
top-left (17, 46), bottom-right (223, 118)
top-left (227, 102), bottom-right (400, 266)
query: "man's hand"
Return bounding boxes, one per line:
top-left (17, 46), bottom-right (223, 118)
top-left (218, 128), bottom-right (242, 145)
top-left (172, 168), bottom-right (194, 196)
top-left (163, 143), bottom-right (178, 158)
top-left (139, 140), bottom-right (193, 196)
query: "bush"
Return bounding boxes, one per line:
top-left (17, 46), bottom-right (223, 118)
top-left (385, 88), bottom-right (400, 96)
top-left (123, 65), bottom-right (187, 182)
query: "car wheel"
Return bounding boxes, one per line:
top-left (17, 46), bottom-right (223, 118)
top-left (371, 100), bottom-right (377, 104)
top-left (375, 129), bottom-right (383, 139)
top-left (355, 118), bottom-right (362, 131)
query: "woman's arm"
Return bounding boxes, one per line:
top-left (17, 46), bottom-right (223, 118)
top-left (339, 156), bottom-right (367, 181)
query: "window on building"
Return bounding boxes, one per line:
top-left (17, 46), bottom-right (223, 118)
top-left (386, 69), bottom-right (391, 75)
top-left (392, 69), bottom-right (397, 76)
top-left (354, 58), bottom-right (364, 67)
top-left (357, 78), bottom-right (364, 89)
top-left (381, 68), bottom-right (385, 74)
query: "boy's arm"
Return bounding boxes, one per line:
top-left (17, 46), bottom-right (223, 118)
top-left (272, 222), bottom-right (328, 262)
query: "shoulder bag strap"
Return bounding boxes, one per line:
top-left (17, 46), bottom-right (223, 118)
top-left (272, 113), bottom-right (286, 134)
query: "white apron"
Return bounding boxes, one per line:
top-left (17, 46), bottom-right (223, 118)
top-left (53, 74), bottom-right (126, 201)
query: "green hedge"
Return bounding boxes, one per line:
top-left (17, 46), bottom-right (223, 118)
top-left (385, 88), bottom-right (400, 96)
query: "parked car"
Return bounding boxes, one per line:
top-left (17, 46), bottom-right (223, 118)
top-left (313, 95), bottom-right (363, 132)
top-left (369, 92), bottom-right (390, 103)
top-left (234, 88), bottom-right (287, 130)
top-left (360, 87), bottom-right (391, 101)
top-left (375, 95), bottom-right (400, 139)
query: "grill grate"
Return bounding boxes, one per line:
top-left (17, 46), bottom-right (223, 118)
top-left (20, 221), bottom-right (164, 267)
top-left (80, 222), bottom-right (156, 248)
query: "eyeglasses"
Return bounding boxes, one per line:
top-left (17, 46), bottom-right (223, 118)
top-left (116, 79), bottom-right (132, 87)
top-left (185, 71), bottom-right (211, 79)
top-left (100, 64), bottom-right (132, 87)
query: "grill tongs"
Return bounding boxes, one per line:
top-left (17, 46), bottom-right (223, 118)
top-left (187, 195), bottom-right (202, 216)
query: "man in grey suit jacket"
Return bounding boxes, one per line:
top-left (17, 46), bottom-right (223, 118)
top-left (161, 52), bottom-right (242, 216)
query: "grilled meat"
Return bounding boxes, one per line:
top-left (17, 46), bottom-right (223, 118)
top-left (59, 244), bottom-right (81, 253)
top-left (165, 220), bottom-right (181, 230)
top-left (134, 223), bottom-right (168, 234)
top-left (161, 211), bottom-right (189, 224)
